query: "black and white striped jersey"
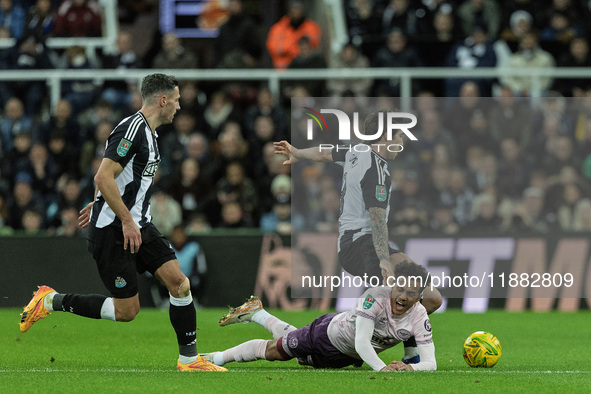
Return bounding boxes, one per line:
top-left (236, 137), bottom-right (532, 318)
top-left (90, 111), bottom-right (161, 229)
top-left (332, 145), bottom-right (392, 250)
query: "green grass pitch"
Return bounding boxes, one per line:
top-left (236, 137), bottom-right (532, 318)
top-left (1, 307), bottom-right (590, 393)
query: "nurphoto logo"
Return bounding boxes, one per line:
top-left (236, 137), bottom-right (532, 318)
top-left (303, 108), bottom-right (418, 153)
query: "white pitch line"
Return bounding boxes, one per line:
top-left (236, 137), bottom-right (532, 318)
top-left (0, 369), bottom-right (590, 374)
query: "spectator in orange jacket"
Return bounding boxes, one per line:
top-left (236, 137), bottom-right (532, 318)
top-left (266, 0), bottom-right (321, 69)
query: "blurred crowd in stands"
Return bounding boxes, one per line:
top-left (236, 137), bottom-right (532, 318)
top-left (0, 0), bottom-right (590, 237)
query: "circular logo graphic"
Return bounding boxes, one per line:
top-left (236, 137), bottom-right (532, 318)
top-left (288, 337), bottom-right (299, 349)
top-left (115, 276), bottom-right (127, 288)
top-left (396, 329), bottom-right (412, 340)
top-left (424, 319), bottom-right (432, 332)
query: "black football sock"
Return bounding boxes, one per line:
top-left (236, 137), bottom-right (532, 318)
top-left (169, 295), bottom-right (198, 359)
top-left (404, 336), bottom-right (417, 348)
top-left (52, 294), bottom-right (108, 319)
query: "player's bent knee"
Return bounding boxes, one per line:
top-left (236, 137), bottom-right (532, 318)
top-left (178, 276), bottom-right (190, 298)
top-left (115, 306), bottom-right (140, 322)
top-left (265, 339), bottom-right (287, 361)
top-left (113, 298), bottom-right (141, 322)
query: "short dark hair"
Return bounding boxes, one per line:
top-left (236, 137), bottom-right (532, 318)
top-left (395, 260), bottom-right (429, 293)
top-left (140, 74), bottom-right (178, 101)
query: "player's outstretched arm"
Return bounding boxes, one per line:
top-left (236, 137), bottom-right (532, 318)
top-left (382, 343), bottom-right (436, 371)
top-left (273, 140), bottom-right (333, 165)
top-left (407, 342), bottom-right (437, 371)
top-left (354, 315), bottom-right (388, 371)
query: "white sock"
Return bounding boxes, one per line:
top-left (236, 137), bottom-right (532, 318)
top-left (221, 339), bottom-right (267, 364)
top-left (212, 352), bottom-right (225, 366)
top-left (264, 316), bottom-right (297, 339)
top-left (100, 298), bottom-right (116, 321)
top-left (251, 309), bottom-right (296, 339)
top-left (251, 309), bottom-right (271, 326)
top-left (44, 292), bottom-right (57, 312)
top-left (179, 355), bottom-right (197, 364)
top-left (170, 293), bottom-right (193, 306)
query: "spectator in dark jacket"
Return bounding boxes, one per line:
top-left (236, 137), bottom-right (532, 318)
top-left (100, 31), bottom-right (141, 108)
top-left (0, 34), bottom-right (54, 116)
top-left (214, 0), bottom-right (262, 68)
top-left (285, 36), bottom-right (327, 96)
top-left (372, 29), bottom-right (423, 95)
top-left (152, 32), bottom-right (198, 69)
top-left (444, 24), bottom-right (496, 96)
top-left (554, 37), bottom-right (591, 97)
top-left (7, 171), bottom-right (46, 230)
top-left (60, 46), bottom-right (98, 117)
top-left (25, 0), bottom-right (56, 39)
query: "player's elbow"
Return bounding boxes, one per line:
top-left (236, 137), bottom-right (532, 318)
top-left (422, 296), bottom-right (442, 315)
top-left (94, 172), bottom-right (106, 188)
top-left (321, 149), bottom-right (334, 162)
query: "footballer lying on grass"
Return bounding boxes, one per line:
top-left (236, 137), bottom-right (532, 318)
top-left (204, 261), bottom-right (436, 371)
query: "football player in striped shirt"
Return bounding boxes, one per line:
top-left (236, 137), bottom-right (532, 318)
top-left (19, 74), bottom-right (225, 372)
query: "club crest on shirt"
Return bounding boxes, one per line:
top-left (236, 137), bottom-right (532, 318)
top-left (115, 276), bottom-right (127, 288)
top-left (117, 138), bottom-right (132, 157)
top-left (363, 294), bottom-right (375, 310)
top-left (396, 329), bottom-right (412, 340)
top-left (375, 185), bottom-right (387, 202)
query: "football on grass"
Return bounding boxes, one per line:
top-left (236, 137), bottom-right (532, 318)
top-left (463, 331), bottom-right (502, 368)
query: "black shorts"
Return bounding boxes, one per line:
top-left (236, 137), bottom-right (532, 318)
top-left (87, 222), bottom-right (176, 299)
top-left (338, 231), bottom-right (400, 280)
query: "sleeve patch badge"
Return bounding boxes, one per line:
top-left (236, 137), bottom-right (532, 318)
top-left (363, 294), bottom-right (375, 310)
top-left (117, 138), bottom-right (132, 157)
top-left (375, 185), bottom-right (387, 202)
